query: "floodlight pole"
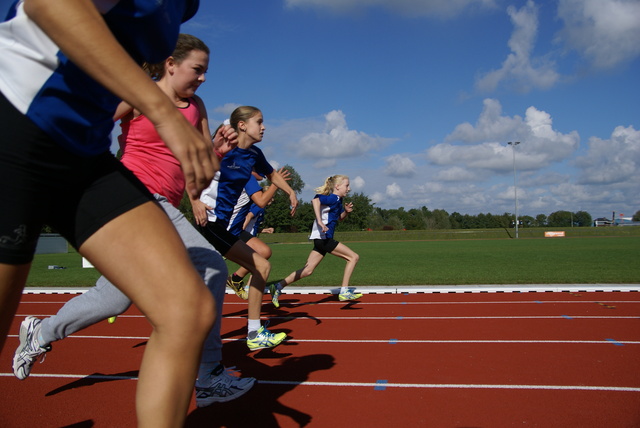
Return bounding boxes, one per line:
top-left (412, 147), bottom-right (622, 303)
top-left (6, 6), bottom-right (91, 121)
top-left (508, 141), bottom-right (520, 239)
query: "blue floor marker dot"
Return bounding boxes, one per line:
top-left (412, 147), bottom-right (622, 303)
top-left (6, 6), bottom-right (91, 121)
top-left (606, 338), bottom-right (624, 346)
top-left (389, 339), bottom-right (398, 344)
top-left (396, 316), bottom-right (404, 320)
top-left (562, 315), bottom-right (573, 320)
top-left (375, 380), bottom-right (388, 391)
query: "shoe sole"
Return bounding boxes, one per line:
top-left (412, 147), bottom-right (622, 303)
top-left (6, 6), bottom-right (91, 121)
top-left (247, 337), bottom-right (286, 351)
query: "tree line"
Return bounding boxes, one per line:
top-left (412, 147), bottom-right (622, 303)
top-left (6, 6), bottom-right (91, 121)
top-left (41, 165), bottom-right (637, 235)
top-left (257, 165), bottom-right (600, 233)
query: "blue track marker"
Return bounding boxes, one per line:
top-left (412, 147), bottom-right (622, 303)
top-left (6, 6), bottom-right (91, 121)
top-left (375, 380), bottom-right (388, 391)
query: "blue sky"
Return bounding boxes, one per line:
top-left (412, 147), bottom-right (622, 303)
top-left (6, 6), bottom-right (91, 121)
top-left (5, 0), bottom-right (638, 219)
top-left (180, 0), bottom-right (639, 220)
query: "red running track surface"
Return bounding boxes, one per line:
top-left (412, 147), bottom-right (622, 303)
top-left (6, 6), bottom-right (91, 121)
top-left (1, 290), bottom-right (640, 427)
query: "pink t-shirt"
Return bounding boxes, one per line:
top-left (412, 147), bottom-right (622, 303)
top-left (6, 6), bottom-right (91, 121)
top-left (119, 98), bottom-right (200, 207)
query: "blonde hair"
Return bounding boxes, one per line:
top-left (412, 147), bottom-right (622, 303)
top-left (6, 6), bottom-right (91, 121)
top-left (144, 34), bottom-right (209, 80)
top-left (229, 106), bottom-right (261, 132)
top-left (315, 175), bottom-right (349, 195)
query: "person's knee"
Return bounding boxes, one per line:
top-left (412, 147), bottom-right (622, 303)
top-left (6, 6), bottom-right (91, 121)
top-left (159, 284), bottom-right (215, 339)
top-left (254, 257), bottom-right (271, 279)
top-left (261, 246), bottom-right (273, 260)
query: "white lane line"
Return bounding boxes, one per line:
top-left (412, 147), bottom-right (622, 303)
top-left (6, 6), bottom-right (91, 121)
top-left (0, 372), bottom-right (638, 393)
top-left (5, 335), bottom-right (640, 345)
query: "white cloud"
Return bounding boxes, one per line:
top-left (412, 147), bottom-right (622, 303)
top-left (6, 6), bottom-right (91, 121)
top-left (556, 0), bottom-right (640, 70)
top-left (573, 125), bottom-right (640, 185)
top-left (284, 0), bottom-right (497, 18)
top-left (351, 175), bottom-right (366, 190)
top-left (212, 103), bottom-right (240, 116)
top-left (431, 99), bottom-right (579, 173)
top-left (384, 154), bottom-right (417, 178)
top-left (476, 0), bottom-right (560, 93)
top-left (294, 110), bottom-right (392, 167)
top-left (371, 182), bottom-right (404, 203)
top-left (386, 182), bottom-right (403, 198)
top-left (436, 166), bottom-right (478, 182)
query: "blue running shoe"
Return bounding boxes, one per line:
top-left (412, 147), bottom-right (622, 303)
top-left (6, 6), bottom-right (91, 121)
top-left (195, 364), bottom-right (256, 407)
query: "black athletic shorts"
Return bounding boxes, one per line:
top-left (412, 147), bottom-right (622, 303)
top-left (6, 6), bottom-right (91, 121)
top-left (0, 92), bottom-right (154, 264)
top-left (196, 220), bottom-right (239, 256)
top-left (312, 238), bottom-right (339, 256)
top-left (239, 230), bottom-right (254, 244)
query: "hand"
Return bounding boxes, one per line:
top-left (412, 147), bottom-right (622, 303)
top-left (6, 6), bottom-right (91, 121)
top-left (278, 167), bottom-right (291, 182)
top-left (289, 193), bottom-right (298, 217)
top-left (213, 124), bottom-right (238, 156)
top-left (190, 198), bottom-right (212, 227)
top-left (344, 202), bottom-right (354, 213)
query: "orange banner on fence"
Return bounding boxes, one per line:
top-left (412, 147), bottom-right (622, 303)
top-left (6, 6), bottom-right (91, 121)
top-left (544, 231), bottom-right (565, 238)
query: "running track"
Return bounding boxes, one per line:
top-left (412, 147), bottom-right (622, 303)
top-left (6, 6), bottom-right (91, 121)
top-left (1, 285), bottom-right (640, 427)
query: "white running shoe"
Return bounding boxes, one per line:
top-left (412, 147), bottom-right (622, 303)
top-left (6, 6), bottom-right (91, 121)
top-left (13, 316), bottom-right (51, 380)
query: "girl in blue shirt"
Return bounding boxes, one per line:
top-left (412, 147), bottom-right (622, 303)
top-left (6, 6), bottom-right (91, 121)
top-left (271, 175), bottom-right (362, 307)
top-left (194, 106), bottom-right (298, 350)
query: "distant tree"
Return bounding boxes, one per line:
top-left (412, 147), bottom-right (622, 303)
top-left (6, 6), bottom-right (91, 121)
top-left (520, 215), bottom-right (535, 227)
top-left (341, 192), bottom-right (374, 231)
top-left (534, 214), bottom-right (547, 227)
top-left (404, 208), bottom-right (427, 230)
top-left (573, 211), bottom-right (593, 227)
top-left (430, 209), bottom-right (451, 229)
top-left (633, 210), bottom-right (640, 222)
top-left (385, 215), bottom-right (405, 230)
top-left (547, 210), bottom-right (572, 227)
top-left (449, 212), bottom-right (464, 229)
top-left (263, 164), bottom-right (305, 232)
top-left (368, 212), bottom-right (386, 230)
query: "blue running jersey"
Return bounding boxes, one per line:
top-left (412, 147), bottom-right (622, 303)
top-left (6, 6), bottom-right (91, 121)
top-left (309, 194), bottom-right (344, 239)
top-left (0, 0), bottom-right (198, 156)
top-left (227, 175), bottom-right (262, 236)
top-left (200, 145), bottom-right (273, 227)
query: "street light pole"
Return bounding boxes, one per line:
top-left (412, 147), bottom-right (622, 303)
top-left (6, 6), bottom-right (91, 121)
top-left (508, 141), bottom-right (520, 239)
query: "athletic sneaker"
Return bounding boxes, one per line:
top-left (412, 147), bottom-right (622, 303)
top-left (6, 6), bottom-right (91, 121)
top-left (246, 325), bottom-right (287, 351)
top-left (338, 290), bottom-right (363, 301)
top-left (227, 276), bottom-right (248, 300)
top-left (13, 316), bottom-right (52, 380)
top-left (269, 283), bottom-right (281, 308)
top-left (195, 364), bottom-right (256, 407)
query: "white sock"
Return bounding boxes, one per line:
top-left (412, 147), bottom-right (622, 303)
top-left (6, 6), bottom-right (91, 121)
top-left (247, 319), bottom-right (261, 338)
top-left (340, 286), bottom-right (348, 294)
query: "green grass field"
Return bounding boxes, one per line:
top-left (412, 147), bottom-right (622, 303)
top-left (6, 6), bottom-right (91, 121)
top-left (26, 227), bottom-right (640, 287)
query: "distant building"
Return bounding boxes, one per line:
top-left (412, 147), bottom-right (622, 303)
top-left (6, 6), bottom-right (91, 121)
top-left (594, 218), bottom-right (612, 227)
